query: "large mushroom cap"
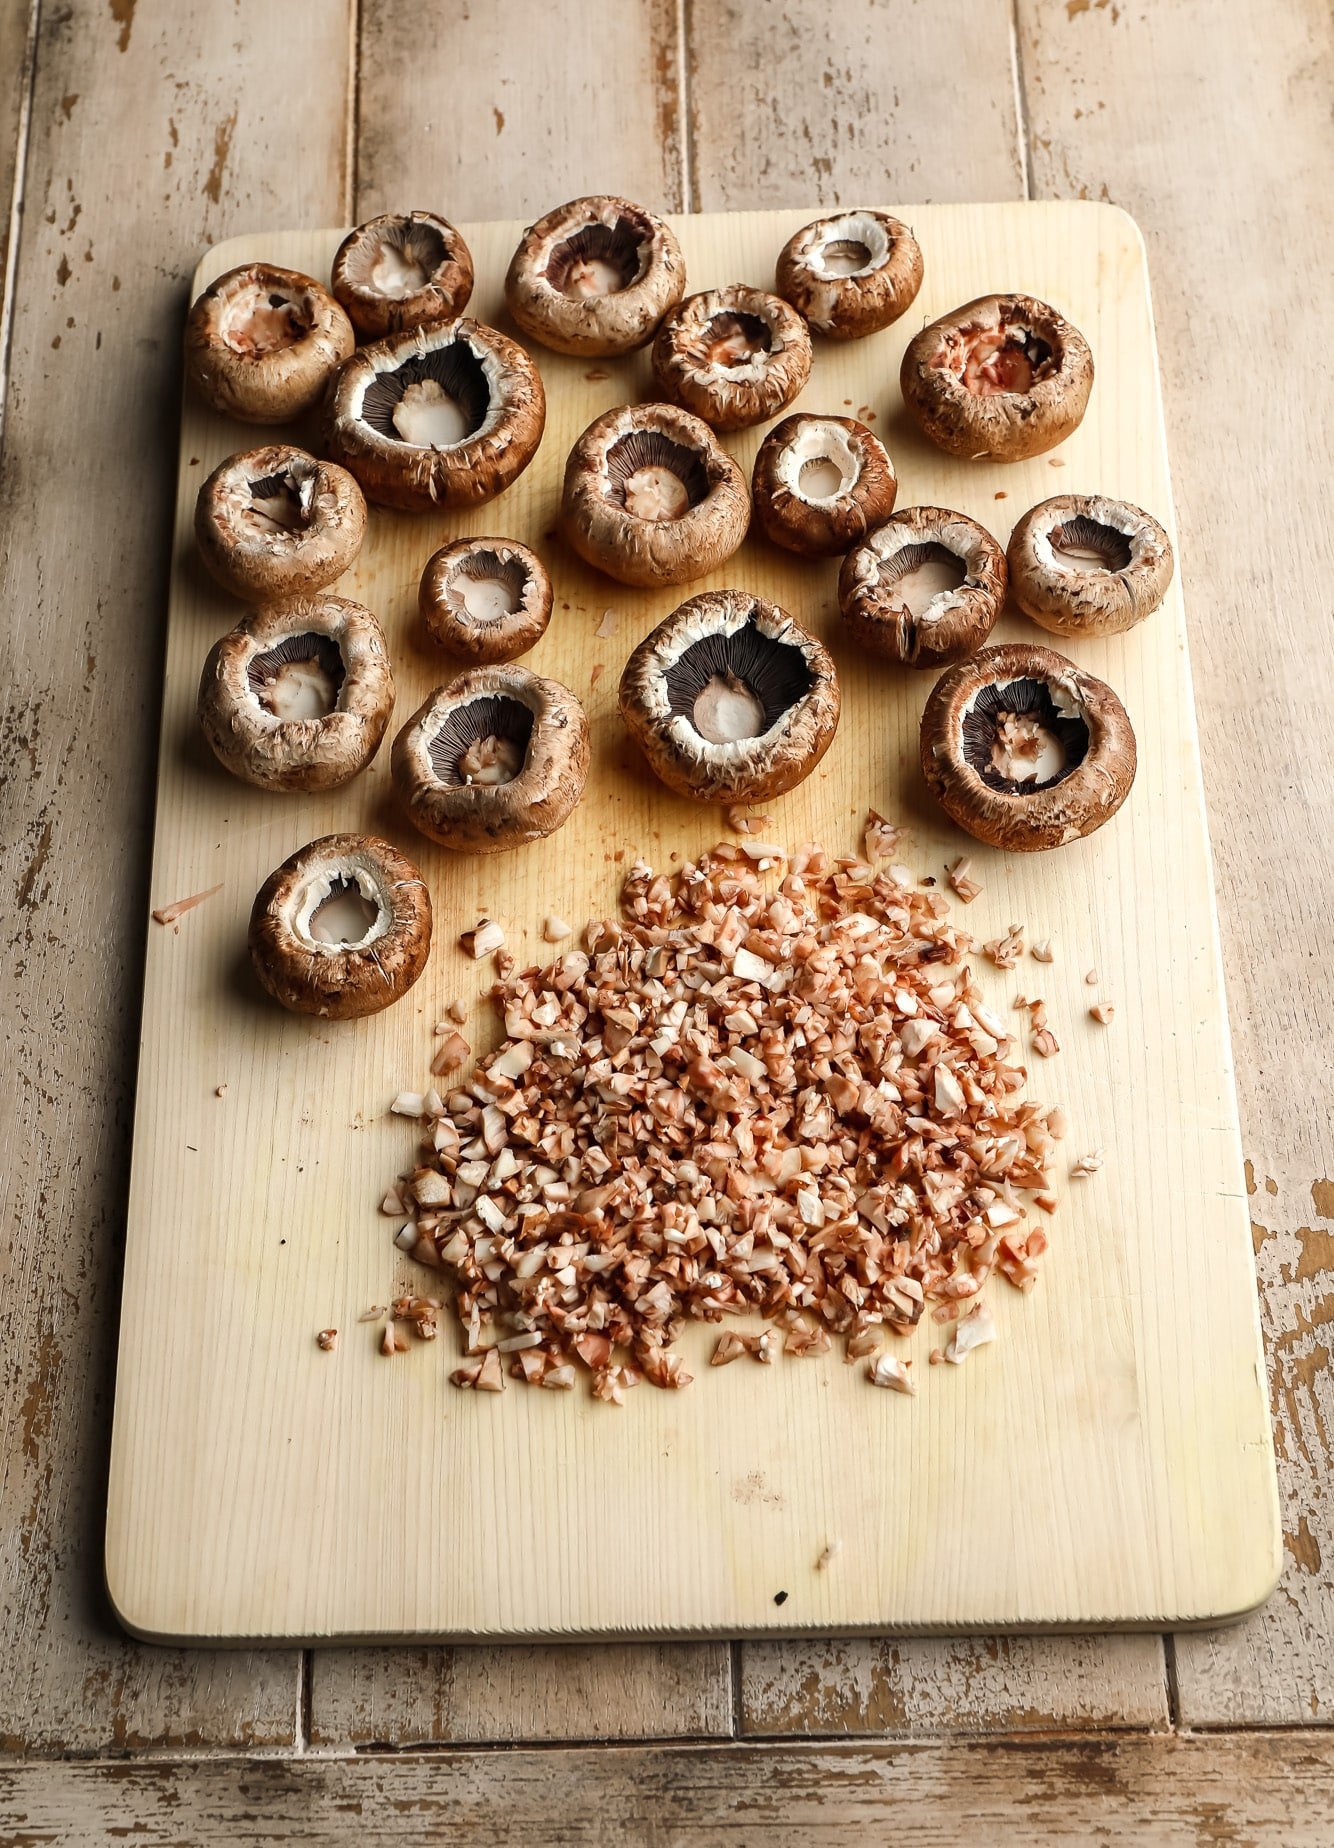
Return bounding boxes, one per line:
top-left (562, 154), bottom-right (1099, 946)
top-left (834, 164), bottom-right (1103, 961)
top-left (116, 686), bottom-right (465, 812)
top-left (1007, 493), bottom-right (1174, 637)
top-left (198, 595), bottom-right (395, 793)
top-left (752, 414), bottom-right (897, 557)
top-left (184, 263), bottom-right (354, 423)
top-left (195, 444), bottom-right (367, 602)
top-left (838, 505), bottom-right (1006, 669)
top-left (619, 590), bottom-right (841, 804)
top-left (332, 210), bottom-right (474, 340)
top-left (419, 537), bottom-right (553, 665)
top-left (504, 195), bottom-right (686, 357)
top-left (324, 319), bottom-right (546, 512)
top-left (919, 641), bottom-right (1136, 852)
top-left (560, 401), bottom-right (750, 588)
top-left (392, 665), bottom-right (591, 854)
top-left (249, 832), bottom-right (432, 1019)
top-left (651, 286), bottom-right (813, 432)
top-left (775, 210), bottom-right (923, 340)
top-left (900, 294), bottom-right (1093, 463)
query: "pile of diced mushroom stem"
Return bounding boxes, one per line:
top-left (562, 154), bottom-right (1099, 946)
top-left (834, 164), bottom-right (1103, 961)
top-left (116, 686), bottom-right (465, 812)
top-left (388, 825), bottom-right (1060, 1403)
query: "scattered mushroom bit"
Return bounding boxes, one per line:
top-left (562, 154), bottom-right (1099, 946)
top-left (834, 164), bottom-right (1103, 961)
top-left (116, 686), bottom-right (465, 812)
top-left (383, 825), bottom-right (1061, 1401)
top-left (316, 1328), bottom-right (338, 1352)
top-left (1089, 1002), bottom-right (1115, 1025)
top-left (946, 857), bottom-right (981, 904)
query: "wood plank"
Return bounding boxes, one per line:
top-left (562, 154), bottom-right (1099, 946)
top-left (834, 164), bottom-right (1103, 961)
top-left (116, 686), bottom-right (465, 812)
top-left (0, 0), bottom-right (37, 416)
top-left (355, 0), bottom-right (685, 223)
top-left (0, 0), bottom-right (353, 1754)
top-left (4, 1737), bottom-right (1334, 1842)
top-left (685, 0), bottom-right (1025, 211)
top-left (1015, 0), bottom-right (1334, 1728)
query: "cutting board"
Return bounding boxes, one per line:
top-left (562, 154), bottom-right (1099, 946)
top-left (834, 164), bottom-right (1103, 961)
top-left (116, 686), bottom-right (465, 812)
top-left (106, 204), bottom-right (1280, 1643)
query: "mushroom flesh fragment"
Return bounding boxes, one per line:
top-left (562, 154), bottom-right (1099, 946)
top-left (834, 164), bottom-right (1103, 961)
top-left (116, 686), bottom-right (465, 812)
top-left (651, 285), bottom-right (813, 431)
top-left (420, 537), bottom-right (553, 664)
top-left (392, 665), bottom-right (591, 854)
top-left (900, 294), bottom-right (1093, 462)
top-left (184, 263), bottom-right (355, 423)
top-left (775, 210), bottom-right (923, 339)
top-left (561, 401), bottom-right (750, 587)
top-left (249, 833), bottom-right (432, 1019)
top-left (920, 642), bottom-right (1137, 851)
top-left (324, 319), bottom-right (545, 512)
top-left (752, 414), bottom-right (897, 557)
top-left (332, 210), bottom-right (474, 339)
top-left (619, 590), bottom-right (841, 803)
top-left (504, 195), bottom-right (686, 356)
top-left (838, 506), bottom-right (1006, 668)
top-left (1007, 493), bottom-right (1174, 637)
top-left (195, 444), bottom-right (367, 601)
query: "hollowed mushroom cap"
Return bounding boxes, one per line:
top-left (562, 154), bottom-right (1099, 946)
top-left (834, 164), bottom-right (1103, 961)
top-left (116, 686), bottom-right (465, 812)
top-left (752, 414), bottom-right (897, 557)
top-left (249, 832), bottom-right (432, 1019)
top-left (651, 286), bottom-right (813, 432)
top-left (419, 537), bottom-right (553, 665)
top-left (184, 263), bottom-right (355, 423)
top-left (1006, 493), bottom-right (1174, 638)
top-left (392, 665), bottom-right (590, 854)
top-left (561, 402), bottom-right (750, 588)
top-left (619, 590), bottom-right (841, 804)
top-left (198, 595), bottom-right (394, 793)
top-left (332, 211), bottom-right (474, 340)
top-left (504, 195), bottom-right (686, 357)
top-left (195, 444), bottom-right (367, 602)
top-left (775, 210), bottom-right (923, 340)
top-left (838, 506), bottom-right (1006, 669)
top-left (324, 319), bottom-right (546, 512)
top-left (900, 294), bottom-right (1094, 463)
top-left (919, 642), bottom-right (1136, 852)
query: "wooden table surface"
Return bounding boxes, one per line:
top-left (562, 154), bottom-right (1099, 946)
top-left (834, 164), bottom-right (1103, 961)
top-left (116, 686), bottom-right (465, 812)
top-left (0, 0), bottom-right (1330, 1838)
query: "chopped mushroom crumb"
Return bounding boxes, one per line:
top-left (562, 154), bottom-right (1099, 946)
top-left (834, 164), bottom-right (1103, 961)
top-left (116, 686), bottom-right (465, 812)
top-left (543, 915), bottom-right (573, 943)
top-left (152, 882), bottom-right (224, 926)
top-left (1071, 1150), bottom-right (1104, 1177)
top-left (982, 925), bottom-right (1025, 969)
top-left (461, 918), bottom-right (506, 959)
top-left (1085, 969), bottom-right (1099, 986)
top-left (943, 1300), bottom-right (996, 1363)
top-left (946, 857), bottom-right (982, 903)
top-left (431, 1031), bottom-right (472, 1076)
top-left (868, 1352), bottom-right (916, 1393)
top-left (595, 608), bottom-right (618, 638)
top-left (316, 1328), bottom-right (338, 1351)
top-left (1031, 939), bottom-right (1054, 963)
top-left (380, 1323), bottom-right (400, 1356)
top-left (1089, 1002), bottom-right (1115, 1025)
top-left (1031, 1027), bottom-right (1061, 1058)
top-left (816, 1540), bottom-right (843, 1570)
top-left (215, 1084), bottom-right (228, 1098)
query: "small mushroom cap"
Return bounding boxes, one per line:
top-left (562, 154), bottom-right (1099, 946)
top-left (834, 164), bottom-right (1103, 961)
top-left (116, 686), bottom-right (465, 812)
top-left (324, 319), bottom-right (546, 512)
top-left (248, 832), bottom-right (432, 1019)
top-left (419, 537), bottom-right (553, 665)
top-left (184, 263), bottom-right (355, 423)
top-left (1007, 493), bottom-right (1174, 637)
top-left (900, 294), bottom-right (1094, 463)
top-left (392, 665), bottom-right (591, 854)
top-left (332, 211), bottom-right (474, 340)
top-left (504, 195), bottom-right (686, 357)
top-left (838, 505), bottom-right (1006, 669)
top-left (651, 286), bottom-right (813, 432)
top-left (560, 401), bottom-right (750, 588)
top-left (198, 595), bottom-right (395, 793)
top-left (752, 414), bottom-right (897, 558)
top-left (775, 210), bottom-right (923, 340)
top-left (619, 589), bottom-right (841, 804)
top-left (195, 444), bottom-right (367, 602)
top-left (919, 641), bottom-right (1137, 852)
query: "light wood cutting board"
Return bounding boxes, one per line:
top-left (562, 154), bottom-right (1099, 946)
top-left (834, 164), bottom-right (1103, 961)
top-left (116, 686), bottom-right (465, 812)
top-left (106, 204), bottom-right (1280, 1643)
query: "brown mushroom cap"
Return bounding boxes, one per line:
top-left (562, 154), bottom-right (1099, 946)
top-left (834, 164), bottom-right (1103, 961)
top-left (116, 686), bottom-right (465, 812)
top-left (324, 319), bottom-right (546, 512)
top-left (331, 211), bottom-right (474, 340)
top-left (392, 665), bottom-right (590, 854)
top-left (504, 195), bottom-right (686, 357)
top-left (619, 590), bottom-right (841, 804)
top-left (1006, 493), bottom-right (1174, 638)
top-left (249, 832), bottom-right (432, 1019)
top-left (919, 642), bottom-right (1136, 852)
top-left (560, 401), bottom-right (750, 588)
top-left (195, 444), bottom-right (367, 602)
top-left (651, 286), bottom-right (813, 432)
top-left (775, 210), bottom-right (923, 340)
top-left (184, 263), bottom-right (355, 423)
top-left (900, 294), bottom-right (1093, 463)
top-left (198, 595), bottom-right (395, 793)
top-left (419, 537), bottom-right (553, 664)
top-left (838, 506), bottom-right (1006, 669)
top-left (752, 414), bottom-right (897, 557)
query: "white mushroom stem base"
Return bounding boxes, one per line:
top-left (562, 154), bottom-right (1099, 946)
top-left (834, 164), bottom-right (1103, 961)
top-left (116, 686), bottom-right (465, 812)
top-left (392, 379), bottom-right (471, 448)
top-left (457, 576), bottom-right (519, 622)
top-left (693, 674), bottom-right (767, 744)
top-left (370, 245), bottom-right (429, 299)
top-left (217, 283), bottom-right (308, 356)
top-left (991, 710), bottom-right (1066, 784)
top-left (257, 659), bottom-right (339, 721)
top-left (459, 733), bottom-right (523, 785)
top-left (623, 465), bottom-right (690, 521)
top-left (564, 257), bottom-right (624, 297)
top-left (893, 553), bottom-right (967, 618)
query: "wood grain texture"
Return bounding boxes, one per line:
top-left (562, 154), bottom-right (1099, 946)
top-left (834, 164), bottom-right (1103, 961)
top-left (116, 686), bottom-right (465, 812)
top-left (355, 0), bottom-right (685, 223)
top-left (0, 0), bottom-right (36, 405)
top-left (4, 1736), bottom-right (1334, 1842)
top-left (1016, 0), bottom-right (1334, 1729)
top-left (685, 0), bottom-right (1025, 211)
top-left (0, 0), bottom-right (354, 1754)
top-left (107, 205), bottom-right (1278, 1648)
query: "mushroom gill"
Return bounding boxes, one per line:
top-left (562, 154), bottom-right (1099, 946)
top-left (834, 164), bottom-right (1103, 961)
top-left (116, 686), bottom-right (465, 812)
top-left (605, 428), bottom-right (707, 520)
top-left (700, 311), bottom-right (772, 369)
top-left (1049, 514), bottom-right (1133, 571)
top-left (247, 631), bottom-right (346, 721)
top-left (427, 694), bottom-right (535, 787)
top-left (666, 620), bottom-right (814, 744)
top-left (545, 215), bottom-right (646, 298)
top-left (245, 466), bottom-right (318, 533)
top-left (961, 678), bottom-right (1089, 793)
top-left (359, 340), bottom-right (491, 447)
